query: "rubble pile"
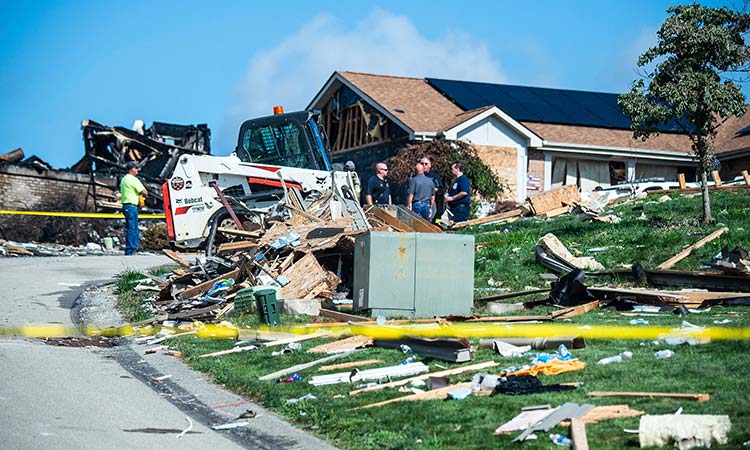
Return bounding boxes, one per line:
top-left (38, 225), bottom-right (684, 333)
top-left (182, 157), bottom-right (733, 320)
top-left (131, 193), bottom-right (442, 325)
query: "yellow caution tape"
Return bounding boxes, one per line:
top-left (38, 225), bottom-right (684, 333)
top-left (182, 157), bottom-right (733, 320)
top-left (0, 210), bottom-right (165, 219)
top-left (2, 322), bottom-right (749, 341)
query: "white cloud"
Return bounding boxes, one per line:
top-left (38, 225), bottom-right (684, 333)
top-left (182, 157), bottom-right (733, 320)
top-left (219, 9), bottom-right (505, 151)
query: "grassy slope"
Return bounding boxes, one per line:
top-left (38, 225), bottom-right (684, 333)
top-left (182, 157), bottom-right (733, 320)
top-left (151, 191), bottom-right (750, 449)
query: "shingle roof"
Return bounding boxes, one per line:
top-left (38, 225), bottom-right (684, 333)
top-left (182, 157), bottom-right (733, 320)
top-left (521, 121), bottom-right (693, 154)
top-left (338, 71), bottom-right (463, 132)
top-left (332, 71), bottom-right (750, 157)
top-left (714, 106), bottom-right (750, 155)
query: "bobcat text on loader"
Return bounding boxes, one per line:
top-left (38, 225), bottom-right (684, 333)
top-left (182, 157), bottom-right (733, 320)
top-left (162, 108), bottom-right (366, 255)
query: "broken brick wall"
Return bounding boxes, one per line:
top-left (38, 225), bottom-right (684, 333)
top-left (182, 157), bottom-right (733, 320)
top-left (527, 149), bottom-right (545, 195)
top-left (0, 164), bottom-right (120, 244)
top-left (0, 164), bottom-right (117, 211)
top-left (474, 145), bottom-right (517, 201)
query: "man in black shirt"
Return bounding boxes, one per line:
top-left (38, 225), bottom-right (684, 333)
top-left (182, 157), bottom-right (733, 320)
top-left (365, 162), bottom-right (391, 205)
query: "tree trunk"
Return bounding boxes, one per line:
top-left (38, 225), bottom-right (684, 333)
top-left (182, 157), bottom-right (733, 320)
top-left (700, 169), bottom-right (713, 224)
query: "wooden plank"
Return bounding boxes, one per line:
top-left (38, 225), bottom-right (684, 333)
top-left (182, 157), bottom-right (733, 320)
top-left (541, 206), bottom-right (570, 219)
top-left (307, 335), bottom-right (373, 353)
top-left (262, 330), bottom-right (329, 347)
top-left (742, 170), bottom-right (750, 187)
top-left (162, 249), bottom-right (191, 268)
top-left (285, 203), bottom-right (325, 224)
top-left (258, 351), bottom-right (356, 381)
top-left (176, 268), bottom-right (241, 300)
top-left (528, 185), bottom-right (580, 216)
top-left (586, 391), bottom-right (710, 402)
top-left (217, 227), bottom-right (261, 238)
top-left (319, 359), bottom-right (384, 371)
top-left (198, 345), bottom-right (257, 359)
top-left (217, 241), bottom-right (259, 253)
top-left (367, 207), bottom-right (414, 232)
top-left (354, 382), bottom-right (473, 410)
top-left (450, 209), bottom-right (523, 229)
top-left (349, 361), bottom-right (498, 395)
top-left (574, 405), bottom-right (645, 424)
top-left (319, 308), bottom-right (370, 323)
top-left (552, 301), bottom-right (600, 319)
top-left (570, 418), bottom-right (589, 450)
top-left (711, 170), bottom-right (722, 187)
top-left (678, 173), bottom-right (686, 189)
top-left (657, 227), bottom-right (728, 270)
top-left (646, 185), bottom-right (750, 195)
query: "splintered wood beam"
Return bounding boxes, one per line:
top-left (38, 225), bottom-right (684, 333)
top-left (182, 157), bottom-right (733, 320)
top-left (586, 391), bottom-right (710, 402)
top-left (163, 249), bottom-right (191, 268)
top-left (657, 227), bottom-right (728, 270)
top-left (319, 359), bottom-right (385, 371)
top-left (176, 268), bottom-right (241, 300)
top-left (217, 241), bottom-right (259, 253)
top-left (353, 382), bottom-right (474, 410)
top-left (742, 170), bottom-right (750, 187)
top-left (217, 227), bottom-right (262, 238)
top-left (450, 209), bottom-right (523, 229)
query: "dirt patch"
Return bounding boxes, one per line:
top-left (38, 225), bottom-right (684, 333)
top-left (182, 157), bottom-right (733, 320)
top-left (43, 337), bottom-right (117, 348)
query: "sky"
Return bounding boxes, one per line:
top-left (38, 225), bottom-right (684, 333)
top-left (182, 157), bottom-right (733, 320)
top-left (0, 0), bottom-right (741, 168)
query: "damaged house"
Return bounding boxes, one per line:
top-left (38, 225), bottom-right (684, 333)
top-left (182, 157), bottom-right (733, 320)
top-left (308, 71), bottom-right (750, 202)
top-left (72, 120), bottom-right (211, 209)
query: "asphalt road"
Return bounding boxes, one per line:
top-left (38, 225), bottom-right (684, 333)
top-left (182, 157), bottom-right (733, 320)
top-left (0, 255), bottom-right (337, 450)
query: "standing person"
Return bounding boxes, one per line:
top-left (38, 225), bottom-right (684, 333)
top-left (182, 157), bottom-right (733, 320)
top-left (365, 162), bottom-right (391, 205)
top-left (344, 160), bottom-right (362, 201)
top-left (420, 157), bottom-right (442, 221)
top-left (445, 162), bottom-right (470, 223)
top-left (120, 161), bottom-right (147, 255)
top-left (406, 162), bottom-right (435, 221)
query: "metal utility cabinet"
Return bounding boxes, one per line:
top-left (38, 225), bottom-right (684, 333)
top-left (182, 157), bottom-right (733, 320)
top-left (353, 231), bottom-right (474, 318)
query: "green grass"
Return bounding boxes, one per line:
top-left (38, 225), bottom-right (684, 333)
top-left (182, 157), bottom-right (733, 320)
top-left (114, 269), bottom-right (170, 322)
top-left (122, 191), bottom-right (750, 449)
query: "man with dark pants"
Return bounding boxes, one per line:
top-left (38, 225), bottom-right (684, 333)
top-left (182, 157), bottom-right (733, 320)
top-left (406, 162), bottom-right (435, 221)
top-left (420, 157), bottom-right (442, 222)
top-left (365, 162), bottom-right (391, 205)
top-left (120, 161), bottom-right (147, 255)
top-left (446, 162), bottom-right (470, 223)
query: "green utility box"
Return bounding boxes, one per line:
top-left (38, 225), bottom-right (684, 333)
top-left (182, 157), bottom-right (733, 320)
top-left (353, 231), bottom-right (474, 318)
top-left (233, 287), bottom-right (257, 316)
top-left (254, 288), bottom-right (280, 326)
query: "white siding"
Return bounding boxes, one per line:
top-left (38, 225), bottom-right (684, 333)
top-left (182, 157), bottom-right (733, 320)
top-left (456, 116), bottom-right (527, 148)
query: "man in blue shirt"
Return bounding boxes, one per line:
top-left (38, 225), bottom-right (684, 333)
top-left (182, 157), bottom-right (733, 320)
top-left (365, 162), bottom-right (391, 205)
top-left (445, 162), bottom-right (470, 223)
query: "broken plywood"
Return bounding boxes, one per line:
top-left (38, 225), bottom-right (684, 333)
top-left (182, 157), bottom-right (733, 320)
top-left (528, 185), bottom-right (580, 216)
top-left (280, 253), bottom-right (340, 300)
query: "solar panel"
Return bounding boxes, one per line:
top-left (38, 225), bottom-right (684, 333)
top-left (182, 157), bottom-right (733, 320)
top-left (469, 82), bottom-right (542, 120)
top-left (425, 78), bottom-right (488, 111)
top-left (426, 78), bottom-right (683, 133)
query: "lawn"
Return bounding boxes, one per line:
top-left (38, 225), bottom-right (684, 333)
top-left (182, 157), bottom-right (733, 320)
top-left (122, 190), bottom-right (750, 449)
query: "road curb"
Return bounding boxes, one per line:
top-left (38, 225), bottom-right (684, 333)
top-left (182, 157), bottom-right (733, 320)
top-left (72, 283), bottom-right (339, 450)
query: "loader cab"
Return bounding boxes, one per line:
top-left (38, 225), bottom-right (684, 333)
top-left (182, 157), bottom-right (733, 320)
top-left (235, 110), bottom-right (331, 171)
